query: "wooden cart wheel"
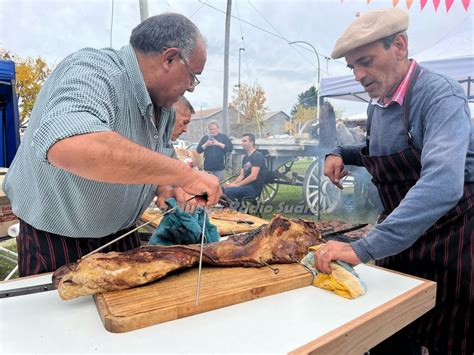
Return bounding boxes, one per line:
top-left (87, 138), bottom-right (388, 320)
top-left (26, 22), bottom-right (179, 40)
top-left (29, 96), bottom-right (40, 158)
top-left (258, 159), bottom-right (296, 204)
top-left (259, 181), bottom-right (279, 204)
top-left (303, 158), bottom-right (341, 214)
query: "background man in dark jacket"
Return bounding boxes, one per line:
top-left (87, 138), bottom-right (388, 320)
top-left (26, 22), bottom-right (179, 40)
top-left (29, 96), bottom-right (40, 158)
top-left (196, 121), bottom-right (233, 181)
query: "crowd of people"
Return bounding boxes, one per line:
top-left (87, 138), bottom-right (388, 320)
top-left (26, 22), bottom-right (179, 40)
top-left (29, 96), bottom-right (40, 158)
top-left (3, 8), bottom-right (472, 355)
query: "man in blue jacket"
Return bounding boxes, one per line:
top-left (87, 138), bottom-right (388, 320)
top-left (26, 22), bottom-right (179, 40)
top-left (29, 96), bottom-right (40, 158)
top-left (320, 8), bottom-right (473, 355)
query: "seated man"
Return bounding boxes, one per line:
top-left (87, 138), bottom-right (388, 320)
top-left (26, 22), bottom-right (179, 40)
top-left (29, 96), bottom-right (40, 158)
top-left (223, 133), bottom-right (267, 201)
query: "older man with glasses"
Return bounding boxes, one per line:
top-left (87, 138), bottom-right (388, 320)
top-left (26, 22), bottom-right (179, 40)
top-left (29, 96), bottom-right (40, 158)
top-left (3, 13), bottom-right (222, 277)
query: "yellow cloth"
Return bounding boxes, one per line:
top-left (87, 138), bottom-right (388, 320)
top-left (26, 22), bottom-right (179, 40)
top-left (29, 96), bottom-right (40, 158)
top-left (300, 245), bottom-right (366, 299)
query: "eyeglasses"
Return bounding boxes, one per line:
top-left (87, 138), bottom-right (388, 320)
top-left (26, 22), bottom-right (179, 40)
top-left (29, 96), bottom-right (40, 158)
top-left (178, 53), bottom-right (201, 89)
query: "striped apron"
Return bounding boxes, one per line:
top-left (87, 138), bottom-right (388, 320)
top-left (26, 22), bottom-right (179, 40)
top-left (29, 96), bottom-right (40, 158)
top-left (17, 219), bottom-right (141, 277)
top-left (360, 65), bottom-right (473, 354)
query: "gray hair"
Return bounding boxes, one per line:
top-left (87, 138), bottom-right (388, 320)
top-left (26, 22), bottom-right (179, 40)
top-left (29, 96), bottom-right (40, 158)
top-left (177, 96), bottom-right (195, 114)
top-left (208, 120), bottom-right (220, 128)
top-left (130, 13), bottom-right (202, 60)
top-left (380, 31), bottom-right (408, 50)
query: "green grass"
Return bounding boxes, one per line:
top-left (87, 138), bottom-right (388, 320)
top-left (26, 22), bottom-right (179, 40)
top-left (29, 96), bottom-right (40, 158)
top-left (0, 241), bottom-right (19, 280)
top-left (260, 183), bottom-right (379, 224)
top-left (252, 157), bottom-right (380, 224)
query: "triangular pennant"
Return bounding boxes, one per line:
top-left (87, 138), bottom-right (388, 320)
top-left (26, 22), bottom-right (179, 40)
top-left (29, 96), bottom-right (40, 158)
top-left (433, 0), bottom-right (441, 11)
top-left (367, 0), bottom-right (372, 3)
top-left (461, 0), bottom-right (470, 10)
top-left (393, 0), bottom-right (400, 6)
top-left (445, 0), bottom-right (454, 11)
top-left (420, 0), bottom-right (428, 10)
top-left (406, 0), bottom-right (414, 8)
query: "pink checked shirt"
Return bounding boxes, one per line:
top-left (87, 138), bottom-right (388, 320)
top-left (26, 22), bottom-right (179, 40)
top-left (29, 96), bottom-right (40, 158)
top-left (374, 60), bottom-right (418, 107)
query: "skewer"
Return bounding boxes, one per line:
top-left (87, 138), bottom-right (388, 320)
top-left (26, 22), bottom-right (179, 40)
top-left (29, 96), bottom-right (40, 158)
top-left (83, 195), bottom-right (200, 258)
top-left (291, 258), bottom-right (316, 277)
top-left (260, 260), bottom-right (279, 274)
top-left (82, 205), bottom-right (178, 258)
top-left (195, 205), bottom-right (208, 305)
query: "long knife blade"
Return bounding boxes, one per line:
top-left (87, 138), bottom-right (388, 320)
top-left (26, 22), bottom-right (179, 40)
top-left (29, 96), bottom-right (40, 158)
top-left (321, 223), bottom-right (368, 239)
top-left (0, 282), bottom-right (56, 299)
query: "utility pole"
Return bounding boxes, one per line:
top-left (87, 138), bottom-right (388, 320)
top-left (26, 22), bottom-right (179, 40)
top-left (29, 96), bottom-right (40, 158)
top-left (139, 0), bottom-right (149, 22)
top-left (222, 0), bottom-right (232, 135)
top-left (237, 47), bottom-right (245, 124)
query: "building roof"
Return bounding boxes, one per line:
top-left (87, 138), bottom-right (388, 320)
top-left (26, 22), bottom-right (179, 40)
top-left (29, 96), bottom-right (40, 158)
top-left (191, 108), bottom-right (290, 122)
top-left (262, 111), bottom-right (291, 121)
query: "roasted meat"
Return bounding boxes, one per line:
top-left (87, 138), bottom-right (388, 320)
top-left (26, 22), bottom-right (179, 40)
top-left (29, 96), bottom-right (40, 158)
top-left (184, 214), bottom-right (324, 266)
top-left (53, 246), bottom-right (199, 300)
top-left (53, 215), bottom-right (324, 300)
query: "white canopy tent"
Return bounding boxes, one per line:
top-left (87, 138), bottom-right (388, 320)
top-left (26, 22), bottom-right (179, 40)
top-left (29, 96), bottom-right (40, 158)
top-left (320, 16), bottom-right (474, 102)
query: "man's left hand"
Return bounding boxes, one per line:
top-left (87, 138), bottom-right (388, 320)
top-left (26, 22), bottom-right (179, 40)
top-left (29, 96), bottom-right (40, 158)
top-left (225, 183), bottom-right (238, 187)
top-left (313, 240), bottom-right (361, 274)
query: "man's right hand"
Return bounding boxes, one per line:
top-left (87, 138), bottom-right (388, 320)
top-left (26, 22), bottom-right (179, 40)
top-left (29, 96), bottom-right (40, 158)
top-left (324, 155), bottom-right (348, 190)
top-left (181, 171), bottom-right (222, 206)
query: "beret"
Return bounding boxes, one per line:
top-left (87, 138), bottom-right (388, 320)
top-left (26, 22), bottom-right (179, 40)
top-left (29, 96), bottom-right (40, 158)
top-left (331, 8), bottom-right (409, 59)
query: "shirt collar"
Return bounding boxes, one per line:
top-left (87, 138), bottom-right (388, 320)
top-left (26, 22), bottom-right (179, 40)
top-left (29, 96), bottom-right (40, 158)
top-left (119, 45), bottom-right (153, 117)
top-left (372, 59), bottom-right (417, 108)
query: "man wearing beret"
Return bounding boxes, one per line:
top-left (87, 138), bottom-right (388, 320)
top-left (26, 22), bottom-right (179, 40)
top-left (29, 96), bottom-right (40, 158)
top-left (320, 8), bottom-right (473, 355)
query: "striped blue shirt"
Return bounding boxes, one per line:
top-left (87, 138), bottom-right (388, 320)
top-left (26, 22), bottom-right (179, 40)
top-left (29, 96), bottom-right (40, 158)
top-left (3, 45), bottom-right (176, 237)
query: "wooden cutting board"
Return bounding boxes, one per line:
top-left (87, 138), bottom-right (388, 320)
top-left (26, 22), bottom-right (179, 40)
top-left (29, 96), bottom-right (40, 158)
top-left (140, 209), bottom-right (268, 236)
top-left (94, 263), bottom-right (313, 333)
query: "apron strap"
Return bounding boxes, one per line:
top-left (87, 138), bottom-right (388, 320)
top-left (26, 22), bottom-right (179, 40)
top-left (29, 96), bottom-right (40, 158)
top-left (403, 63), bottom-right (421, 146)
top-left (365, 62), bottom-right (421, 148)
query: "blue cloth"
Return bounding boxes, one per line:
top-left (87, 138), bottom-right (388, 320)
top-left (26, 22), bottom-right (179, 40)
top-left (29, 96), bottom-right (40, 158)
top-left (148, 198), bottom-right (220, 246)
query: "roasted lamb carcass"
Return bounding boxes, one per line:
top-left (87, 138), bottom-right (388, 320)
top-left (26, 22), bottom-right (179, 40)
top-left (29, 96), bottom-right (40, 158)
top-left (183, 214), bottom-right (324, 266)
top-left (53, 246), bottom-right (199, 300)
top-left (53, 215), bottom-right (324, 300)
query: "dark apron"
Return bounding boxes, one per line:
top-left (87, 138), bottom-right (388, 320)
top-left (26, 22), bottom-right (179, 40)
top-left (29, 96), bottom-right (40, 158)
top-left (360, 64), bottom-right (473, 355)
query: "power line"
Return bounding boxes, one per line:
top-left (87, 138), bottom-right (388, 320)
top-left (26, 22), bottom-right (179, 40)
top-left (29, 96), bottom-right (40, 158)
top-left (247, 0), bottom-right (324, 74)
top-left (190, 2), bottom-right (206, 18)
top-left (197, 0), bottom-right (346, 68)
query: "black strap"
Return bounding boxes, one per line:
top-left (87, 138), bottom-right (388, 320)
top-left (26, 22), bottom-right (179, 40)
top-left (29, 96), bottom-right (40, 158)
top-left (365, 104), bottom-right (375, 148)
top-left (365, 62), bottom-right (421, 148)
top-left (403, 64), bottom-right (421, 146)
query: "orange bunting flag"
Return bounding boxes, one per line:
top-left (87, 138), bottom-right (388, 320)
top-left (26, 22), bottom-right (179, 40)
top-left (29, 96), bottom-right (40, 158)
top-left (406, 0), bottom-right (414, 8)
top-left (445, 0), bottom-right (454, 10)
top-left (433, 0), bottom-right (441, 10)
top-left (393, 0), bottom-right (400, 6)
top-left (461, 0), bottom-right (470, 10)
top-left (420, 0), bottom-right (429, 9)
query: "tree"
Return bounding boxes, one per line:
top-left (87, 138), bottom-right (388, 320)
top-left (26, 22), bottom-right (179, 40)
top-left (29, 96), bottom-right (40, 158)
top-left (231, 83), bottom-right (268, 135)
top-left (287, 105), bottom-right (317, 136)
top-left (291, 85), bottom-right (318, 115)
top-left (1, 49), bottom-right (51, 124)
top-left (289, 85), bottom-right (319, 135)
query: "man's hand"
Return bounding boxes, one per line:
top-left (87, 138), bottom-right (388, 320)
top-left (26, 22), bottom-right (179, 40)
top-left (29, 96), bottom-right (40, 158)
top-left (324, 155), bottom-right (348, 189)
top-left (313, 240), bottom-right (361, 274)
top-left (155, 186), bottom-right (197, 213)
top-left (181, 171), bottom-right (222, 206)
top-left (225, 182), bottom-right (238, 187)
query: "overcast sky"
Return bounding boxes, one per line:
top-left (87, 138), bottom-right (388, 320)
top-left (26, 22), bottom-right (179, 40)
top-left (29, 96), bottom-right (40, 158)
top-left (1, 0), bottom-right (472, 116)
